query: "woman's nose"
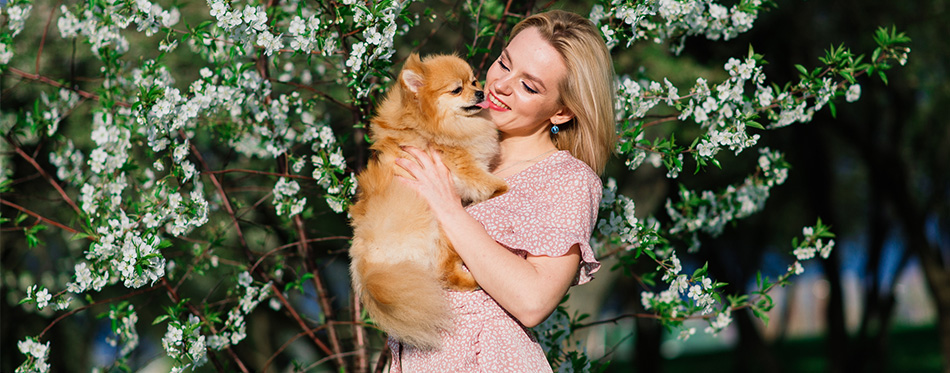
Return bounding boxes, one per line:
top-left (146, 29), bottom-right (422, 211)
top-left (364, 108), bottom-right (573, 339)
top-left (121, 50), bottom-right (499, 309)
top-left (492, 74), bottom-right (513, 95)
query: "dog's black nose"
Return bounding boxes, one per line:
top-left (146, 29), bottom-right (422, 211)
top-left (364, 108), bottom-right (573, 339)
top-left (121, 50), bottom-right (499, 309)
top-left (475, 90), bottom-right (484, 101)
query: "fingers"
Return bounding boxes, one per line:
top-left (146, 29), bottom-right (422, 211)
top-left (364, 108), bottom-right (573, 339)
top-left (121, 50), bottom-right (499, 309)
top-left (400, 146), bottom-right (447, 175)
top-left (401, 146), bottom-right (433, 168)
top-left (393, 157), bottom-right (418, 179)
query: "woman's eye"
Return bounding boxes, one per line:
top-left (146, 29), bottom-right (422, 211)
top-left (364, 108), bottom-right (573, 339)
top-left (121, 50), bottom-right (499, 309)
top-left (499, 60), bottom-right (509, 71)
top-left (451, 87), bottom-right (463, 95)
top-left (522, 82), bottom-right (538, 94)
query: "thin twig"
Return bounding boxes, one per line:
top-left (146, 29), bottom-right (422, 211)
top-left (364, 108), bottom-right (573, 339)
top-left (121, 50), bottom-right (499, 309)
top-left (0, 198), bottom-right (82, 236)
top-left (188, 138), bottom-right (255, 262)
top-left (476, 0), bottom-right (516, 74)
top-left (302, 351), bottom-right (362, 372)
top-left (162, 278), bottom-right (250, 373)
top-left (9, 141), bottom-right (82, 215)
top-left (354, 293), bottom-right (368, 373)
top-left (269, 282), bottom-right (336, 357)
top-left (36, 0), bottom-right (60, 74)
top-left (293, 214), bottom-right (346, 368)
top-left (5, 67), bottom-right (131, 108)
top-left (39, 283), bottom-right (162, 338)
top-left (206, 168), bottom-right (316, 181)
top-left (248, 236), bottom-right (350, 274)
top-left (262, 323), bottom-right (332, 372)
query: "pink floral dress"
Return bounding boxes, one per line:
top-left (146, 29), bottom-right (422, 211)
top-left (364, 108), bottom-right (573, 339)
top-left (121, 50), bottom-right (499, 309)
top-left (388, 151), bottom-right (602, 373)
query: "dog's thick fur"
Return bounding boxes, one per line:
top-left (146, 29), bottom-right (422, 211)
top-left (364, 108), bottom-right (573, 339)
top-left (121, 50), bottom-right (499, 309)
top-left (348, 54), bottom-right (507, 349)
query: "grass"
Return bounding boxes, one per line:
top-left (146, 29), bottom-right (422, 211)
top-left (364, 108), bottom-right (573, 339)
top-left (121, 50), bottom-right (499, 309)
top-left (605, 326), bottom-right (942, 373)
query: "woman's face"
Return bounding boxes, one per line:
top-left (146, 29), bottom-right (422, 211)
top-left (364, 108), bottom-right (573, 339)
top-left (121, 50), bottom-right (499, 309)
top-left (483, 27), bottom-right (573, 138)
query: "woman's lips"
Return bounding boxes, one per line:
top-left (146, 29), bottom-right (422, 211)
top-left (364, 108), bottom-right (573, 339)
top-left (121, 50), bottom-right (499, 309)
top-left (487, 92), bottom-right (511, 111)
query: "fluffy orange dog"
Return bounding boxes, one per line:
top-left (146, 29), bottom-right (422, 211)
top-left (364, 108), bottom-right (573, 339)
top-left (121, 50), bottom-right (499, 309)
top-left (348, 54), bottom-right (507, 349)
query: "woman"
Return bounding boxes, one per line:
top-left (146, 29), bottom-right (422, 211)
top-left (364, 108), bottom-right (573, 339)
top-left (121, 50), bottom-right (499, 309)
top-left (391, 9), bottom-right (616, 372)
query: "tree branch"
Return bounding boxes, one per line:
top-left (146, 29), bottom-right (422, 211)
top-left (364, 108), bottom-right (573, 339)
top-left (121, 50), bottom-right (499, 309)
top-left (0, 198), bottom-right (83, 237)
top-left (5, 67), bottom-right (131, 108)
top-left (39, 283), bottom-right (162, 338)
top-left (293, 214), bottom-right (346, 368)
top-left (7, 140), bottom-right (82, 215)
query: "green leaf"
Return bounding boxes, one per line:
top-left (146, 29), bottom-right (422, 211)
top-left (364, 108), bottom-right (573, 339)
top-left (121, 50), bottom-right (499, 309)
top-left (643, 248), bottom-right (657, 261)
top-left (795, 64), bottom-right (808, 76)
top-left (153, 314), bottom-right (172, 325)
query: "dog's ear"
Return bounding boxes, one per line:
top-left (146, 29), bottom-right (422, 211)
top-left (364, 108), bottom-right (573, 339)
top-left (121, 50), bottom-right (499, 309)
top-left (401, 54), bottom-right (425, 94)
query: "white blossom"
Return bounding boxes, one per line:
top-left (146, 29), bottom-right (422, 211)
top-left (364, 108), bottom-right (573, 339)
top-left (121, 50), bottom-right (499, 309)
top-left (845, 84), bottom-right (861, 102)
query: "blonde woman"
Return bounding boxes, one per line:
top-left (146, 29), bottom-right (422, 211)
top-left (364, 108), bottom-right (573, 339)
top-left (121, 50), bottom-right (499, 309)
top-left (393, 10), bottom-right (616, 372)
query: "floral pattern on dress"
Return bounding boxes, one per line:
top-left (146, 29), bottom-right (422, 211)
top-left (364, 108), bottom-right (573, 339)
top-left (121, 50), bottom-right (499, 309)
top-left (388, 151), bottom-right (602, 373)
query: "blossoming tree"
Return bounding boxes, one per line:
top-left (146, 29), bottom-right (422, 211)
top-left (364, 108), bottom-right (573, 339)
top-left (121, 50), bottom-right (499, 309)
top-left (0, 0), bottom-right (910, 371)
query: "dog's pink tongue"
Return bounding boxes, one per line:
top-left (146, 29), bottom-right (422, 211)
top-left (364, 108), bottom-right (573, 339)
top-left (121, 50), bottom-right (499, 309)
top-left (476, 101), bottom-right (490, 108)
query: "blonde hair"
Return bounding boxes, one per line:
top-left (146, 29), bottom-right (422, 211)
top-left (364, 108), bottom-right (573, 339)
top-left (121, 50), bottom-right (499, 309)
top-left (510, 10), bottom-right (616, 175)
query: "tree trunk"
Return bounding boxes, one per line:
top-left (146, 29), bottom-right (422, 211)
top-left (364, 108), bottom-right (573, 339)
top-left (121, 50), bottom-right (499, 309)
top-left (634, 288), bottom-right (663, 373)
top-left (808, 124), bottom-right (851, 373)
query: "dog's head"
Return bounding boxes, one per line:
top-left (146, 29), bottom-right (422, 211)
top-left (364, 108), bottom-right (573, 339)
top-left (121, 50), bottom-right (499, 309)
top-left (397, 54), bottom-right (488, 129)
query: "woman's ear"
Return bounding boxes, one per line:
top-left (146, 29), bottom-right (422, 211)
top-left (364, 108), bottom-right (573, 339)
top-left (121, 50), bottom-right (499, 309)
top-left (549, 106), bottom-right (574, 126)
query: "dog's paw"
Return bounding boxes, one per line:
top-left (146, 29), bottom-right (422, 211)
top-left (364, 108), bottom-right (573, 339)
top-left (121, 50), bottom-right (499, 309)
top-left (444, 271), bottom-right (479, 292)
top-left (489, 183), bottom-right (508, 199)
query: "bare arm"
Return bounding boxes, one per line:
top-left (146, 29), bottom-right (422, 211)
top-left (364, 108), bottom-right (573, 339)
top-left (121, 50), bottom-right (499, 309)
top-left (395, 147), bottom-right (579, 327)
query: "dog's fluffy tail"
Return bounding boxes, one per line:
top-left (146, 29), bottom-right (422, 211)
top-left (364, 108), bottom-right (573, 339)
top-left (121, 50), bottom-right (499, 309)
top-left (358, 260), bottom-right (451, 349)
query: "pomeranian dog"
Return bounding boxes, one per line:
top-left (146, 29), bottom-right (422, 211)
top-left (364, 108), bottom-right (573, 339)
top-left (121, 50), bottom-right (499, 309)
top-left (348, 54), bottom-right (507, 349)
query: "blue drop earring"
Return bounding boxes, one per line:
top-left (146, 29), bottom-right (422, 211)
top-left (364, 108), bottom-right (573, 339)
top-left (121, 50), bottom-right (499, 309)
top-left (551, 123), bottom-right (560, 134)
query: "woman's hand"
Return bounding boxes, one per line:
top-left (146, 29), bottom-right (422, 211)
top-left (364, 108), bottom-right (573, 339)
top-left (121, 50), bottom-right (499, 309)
top-left (396, 145), bottom-right (579, 327)
top-left (394, 146), bottom-right (463, 219)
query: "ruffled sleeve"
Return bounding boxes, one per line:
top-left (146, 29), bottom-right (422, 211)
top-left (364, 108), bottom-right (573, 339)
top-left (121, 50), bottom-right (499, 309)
top-left (479, 152), bottom-right (602, 285)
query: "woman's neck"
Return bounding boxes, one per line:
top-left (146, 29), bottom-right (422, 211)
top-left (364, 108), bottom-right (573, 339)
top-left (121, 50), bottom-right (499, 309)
top-left (494, 133), bottom-right (558, 176)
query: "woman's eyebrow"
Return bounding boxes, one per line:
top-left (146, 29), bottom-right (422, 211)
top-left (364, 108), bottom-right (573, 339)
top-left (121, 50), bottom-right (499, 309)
top-left (502, 49), bottom-right (547, 91)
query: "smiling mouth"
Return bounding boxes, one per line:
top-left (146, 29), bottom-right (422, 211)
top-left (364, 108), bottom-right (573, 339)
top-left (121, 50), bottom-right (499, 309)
top-left (488, 92), bottom-right (511, 110)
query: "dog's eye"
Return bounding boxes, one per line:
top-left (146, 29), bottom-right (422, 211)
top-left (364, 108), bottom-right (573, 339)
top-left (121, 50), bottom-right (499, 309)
top-left (451, 86), bottom-right (463, 95)
top-left (471, 80), bottom-right (477, 87)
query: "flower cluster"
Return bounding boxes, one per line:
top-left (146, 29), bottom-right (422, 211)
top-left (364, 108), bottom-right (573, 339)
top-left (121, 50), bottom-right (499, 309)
top-left (592, 0), bottom-right (767, 53)
top-left (16, 336), bottom-right (50, 373)
top-left (0, 126), bottom-right (13, 189)
top-left (0, 0), bottom-right (32, 64)
top-left (162, 314), bottom-right (208, 372)
top-left (67, 210), bottom-right (167, 291)
top-left (48, 140), bottom-right (85, 186)
top-left (204, 271), bottom-right (273, 351)
top-left (788, 219), bottom-right (837, 275)
top-left (534, 304), bottom-right (602, 373)
top-left (207, 0), bottom-right (283, 55)
top-left (597, 178), bottom-right (641, 246)
top-left (595, 177), bottom-right (668, 261)
top-left (88, 111), bottom-right (132, 176)
top-left (58, 0), bottom-right (180, 58)
top-left (106, 303), bottom-right (140, 359)
top-left (305, 113), bottom-right (356, 213)
top-left (665, 148), bottom-right (789, 248)
top-left (23, 285), bottom-right (53, 310)
top-left (343, 0), bottom-right (411, 99)
top-left (34, 89), bottom-right (80, 136)
top-left (273, 177), bottom-right (306, 217)
top-left (641, 253), bottom-right (719, 319)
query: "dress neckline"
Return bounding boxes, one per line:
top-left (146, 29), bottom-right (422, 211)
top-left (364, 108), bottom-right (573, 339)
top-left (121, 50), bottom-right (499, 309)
top-left (502, 150), bottom-right (566, 181)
